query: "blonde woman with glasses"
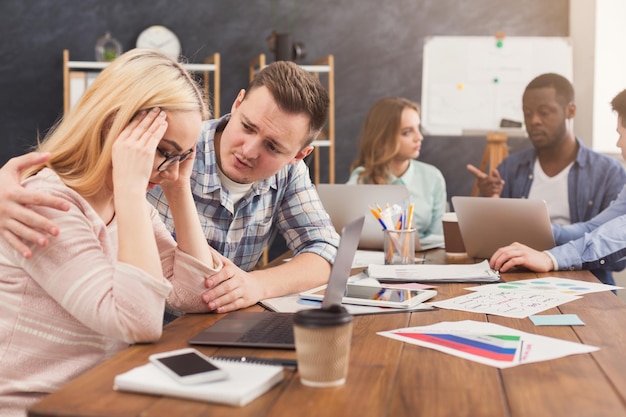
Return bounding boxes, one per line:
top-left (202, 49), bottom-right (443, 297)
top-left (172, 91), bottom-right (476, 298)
top-left (0, 49), bottom-right (223, 416)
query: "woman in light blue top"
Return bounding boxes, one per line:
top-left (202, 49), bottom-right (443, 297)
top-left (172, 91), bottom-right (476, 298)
top-left (347, 97), bottom-right (447, 239)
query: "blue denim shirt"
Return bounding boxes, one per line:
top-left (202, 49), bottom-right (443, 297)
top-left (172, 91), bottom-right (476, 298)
top-left (497, 137), bottom-right (626, 285)
top-left (498, 137), bottom-right (626, 223)
top-left (147, 115), bottom-right (340, 272)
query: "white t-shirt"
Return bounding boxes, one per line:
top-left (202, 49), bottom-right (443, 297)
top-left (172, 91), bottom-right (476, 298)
top-left (527, 159), bottom-right (573, 225)
top-left (217, 166), bottom-right (254, 207)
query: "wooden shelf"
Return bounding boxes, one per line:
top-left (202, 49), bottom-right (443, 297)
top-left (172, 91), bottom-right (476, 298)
top-left (62, 49), bottom-right (221, 117)
top-left (470, 132), bottom-right (509, 196)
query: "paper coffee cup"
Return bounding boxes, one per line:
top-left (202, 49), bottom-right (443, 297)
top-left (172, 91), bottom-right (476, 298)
top-left (441, 212), bottom-right (466, 255)
top-left (293, 305), bottom-right (353, 387)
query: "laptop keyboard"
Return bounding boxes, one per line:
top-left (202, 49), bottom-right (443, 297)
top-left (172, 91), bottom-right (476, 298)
top-left (238, 314), bottom-right (295, 344)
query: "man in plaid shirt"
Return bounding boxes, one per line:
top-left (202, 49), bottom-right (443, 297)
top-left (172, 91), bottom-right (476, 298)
top-left (0, 61), bottom-right (340, 315)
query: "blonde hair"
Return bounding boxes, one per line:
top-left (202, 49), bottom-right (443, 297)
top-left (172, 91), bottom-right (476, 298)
top-left (350, 97), bottom-right (420, 184)
top-left (26, 48), bottom-right (209, 197)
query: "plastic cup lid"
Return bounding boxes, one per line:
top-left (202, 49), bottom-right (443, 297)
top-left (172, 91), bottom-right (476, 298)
top-left (293, 305), bottom-right (353, 327)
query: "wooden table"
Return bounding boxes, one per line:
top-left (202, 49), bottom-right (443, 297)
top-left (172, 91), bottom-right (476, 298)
top-left (28, 250), bottom-right (626, 417)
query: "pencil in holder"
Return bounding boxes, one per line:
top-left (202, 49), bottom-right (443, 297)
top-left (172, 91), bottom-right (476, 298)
top-left (383, 229), bottom-right (416, 265)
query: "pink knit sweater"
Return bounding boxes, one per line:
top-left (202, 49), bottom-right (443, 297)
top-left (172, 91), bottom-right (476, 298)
top-left (0, 169), bottom-right (223, 416)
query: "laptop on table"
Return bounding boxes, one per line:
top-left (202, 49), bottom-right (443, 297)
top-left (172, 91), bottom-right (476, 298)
top-left (188, 216), bottom-right (365, 350)
top-left (316, 183), bottom-right (438, 250)
top-left (451, 196), bottom-right (555, 259)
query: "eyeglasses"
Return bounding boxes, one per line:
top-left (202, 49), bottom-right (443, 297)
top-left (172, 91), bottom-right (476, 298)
top-left (156, 148), bottom-right (194, 172)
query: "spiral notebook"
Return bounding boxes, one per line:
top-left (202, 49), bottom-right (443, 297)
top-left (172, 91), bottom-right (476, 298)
top-left (113, 356), bottom-right (284, 407)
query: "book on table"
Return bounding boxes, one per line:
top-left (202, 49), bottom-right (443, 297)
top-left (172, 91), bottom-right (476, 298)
top-left (113, 357), bottom-right (284, 407)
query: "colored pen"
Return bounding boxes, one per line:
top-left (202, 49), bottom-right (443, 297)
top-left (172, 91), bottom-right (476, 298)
top-left (406, 203), bottom-right (414, 229)
top-left (370, 206), bottom-right (388, 229)
top-left (369, 206), bottom-right (382, 220)
top-left (395, 214), bottom-right (403, 230)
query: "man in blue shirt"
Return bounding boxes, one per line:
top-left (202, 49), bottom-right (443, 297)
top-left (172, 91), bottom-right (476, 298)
top-left (489, 88), bottom-right (626, 285)
top-left (0, 61), bottom-right (340, 313)
top-left (468, 73), bottom-right (626, 284)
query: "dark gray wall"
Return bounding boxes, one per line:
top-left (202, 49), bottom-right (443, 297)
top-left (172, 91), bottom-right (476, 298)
top-left (0, 0), bottom-right (567, 201)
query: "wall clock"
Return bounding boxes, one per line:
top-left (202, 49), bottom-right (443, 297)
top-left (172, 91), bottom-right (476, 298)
top-left (136, 25), bottom-right (181, 60)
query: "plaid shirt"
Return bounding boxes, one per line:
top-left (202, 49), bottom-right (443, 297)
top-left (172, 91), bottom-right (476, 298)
top-left (147, 115), bottom-right (339, 272)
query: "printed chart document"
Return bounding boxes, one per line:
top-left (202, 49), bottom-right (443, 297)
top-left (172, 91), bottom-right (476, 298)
top-left (465, 277), bottom-right (623, 296)
top-left (430, 286), bottom-right (580, 318)
top-left (431, 276), bottom-right (621, 318)
top-left (378, 320), bottom-right (598, 368)
top-left (114, 358), bottom-right (283, 407)
top-left (367, 259), bottom-right (500, 282)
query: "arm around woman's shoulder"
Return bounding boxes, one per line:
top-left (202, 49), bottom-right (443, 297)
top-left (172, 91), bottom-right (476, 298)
top-left (0, 152), bottom-right (71, 257)
top-left (10, 174), bottom-right (172, 343)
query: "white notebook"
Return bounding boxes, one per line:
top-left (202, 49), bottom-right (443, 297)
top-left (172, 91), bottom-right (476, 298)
top-left (367, 260), bottom-right (500, 283)
top-left (113, 358), bottom-right (284, 407)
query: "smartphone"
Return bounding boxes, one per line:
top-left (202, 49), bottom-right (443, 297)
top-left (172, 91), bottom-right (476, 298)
top-left (300, 284), bottom-right (437, 309)
top-left (149, 348), bottom-right (228, 385)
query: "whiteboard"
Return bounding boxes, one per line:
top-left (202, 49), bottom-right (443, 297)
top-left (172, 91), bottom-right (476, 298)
top-left (421, 36), bottom-right (572, 136)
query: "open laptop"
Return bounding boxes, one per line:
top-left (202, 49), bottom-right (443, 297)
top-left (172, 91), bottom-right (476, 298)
top-left (188, 216), bottom-right (365, 350)
top-left (452, 196), bottom-right (555, 259)
top-left (317, 184), bottom-right (415, 250)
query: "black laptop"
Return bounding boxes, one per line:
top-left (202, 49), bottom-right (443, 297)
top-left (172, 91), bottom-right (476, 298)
top-left (188, 216), bottom-right (365, 349)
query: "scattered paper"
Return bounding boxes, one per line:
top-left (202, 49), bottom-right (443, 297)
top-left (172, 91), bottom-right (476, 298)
top-left (378, 320), bottom-right (598, 368)
top-left (530, 314), bottom-right (585, 326)
top-left (429, 287), bottom-right (580, 318)
top-left (466, 277), bottom-right (622, 296)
